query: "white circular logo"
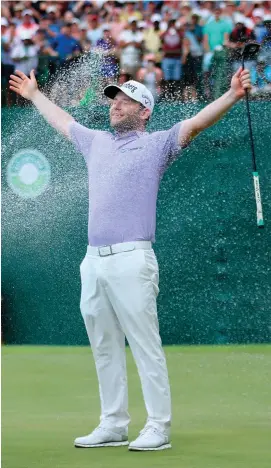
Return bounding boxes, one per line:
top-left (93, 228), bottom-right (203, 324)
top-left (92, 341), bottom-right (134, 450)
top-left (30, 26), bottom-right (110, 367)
top-left (7, 149), bottom-right (51, 199)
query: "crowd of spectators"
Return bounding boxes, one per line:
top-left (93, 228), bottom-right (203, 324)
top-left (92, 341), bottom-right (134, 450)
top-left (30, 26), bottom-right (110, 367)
top-left (1, 1), bottom-right (271, 106)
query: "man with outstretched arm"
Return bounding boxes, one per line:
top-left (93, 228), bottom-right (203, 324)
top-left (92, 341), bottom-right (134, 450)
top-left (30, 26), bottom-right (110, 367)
top-left (9, 68), bottom-right (251, 451)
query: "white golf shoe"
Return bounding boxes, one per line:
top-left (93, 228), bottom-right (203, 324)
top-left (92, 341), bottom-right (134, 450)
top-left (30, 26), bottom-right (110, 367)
top-left (74, 424), bottom-right (129, 448)
top-left (128, 425), bottom-right (171, 451)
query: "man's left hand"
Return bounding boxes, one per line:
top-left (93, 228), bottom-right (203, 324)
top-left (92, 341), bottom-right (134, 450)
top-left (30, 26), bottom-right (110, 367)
top-left (230, 67), bottom-right (252, 100)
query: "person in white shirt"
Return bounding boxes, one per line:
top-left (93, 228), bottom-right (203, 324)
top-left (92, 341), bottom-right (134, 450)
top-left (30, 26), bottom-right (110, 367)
top-left (119, 19), bottom-right (143, 77)
top-left (10, 30), bottom-right (39, 76)
top-left (86, 14), bottom-right (103, 46)
top-left (16, 10), bottom-right (39, 39)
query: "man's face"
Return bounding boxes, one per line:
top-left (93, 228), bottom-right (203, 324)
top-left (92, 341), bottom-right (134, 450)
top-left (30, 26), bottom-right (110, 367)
top-left (236, 22), bottom-right (244, 30)
top-left (103, 29), bottom-right (110, 38)
top-left (131, 21), bottom-right (137, 32)
top-left (61, 25), bottom-right (71, 35)
top-left (23, 14), bottom-right (32, 25)
top-left (254, 16), bottom-right (262, 25)
top-left (109, 91), bottom-right (149, 131)
top-left (214, 8), bottom-right (221, 20)
top-left (127, 3), bottom-right (134, 12)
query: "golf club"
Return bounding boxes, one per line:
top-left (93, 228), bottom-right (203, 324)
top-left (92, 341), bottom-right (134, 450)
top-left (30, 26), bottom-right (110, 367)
top-left (241, 42), bottom-right (264, 228)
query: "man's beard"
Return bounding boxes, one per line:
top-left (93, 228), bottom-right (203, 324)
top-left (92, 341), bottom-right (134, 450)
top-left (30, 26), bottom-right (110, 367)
top-left (111, 114), bottom-right (141, 133)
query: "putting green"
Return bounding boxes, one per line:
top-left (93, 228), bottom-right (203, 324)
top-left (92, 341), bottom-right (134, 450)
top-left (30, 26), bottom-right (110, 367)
top-left (2, 345), bottom-right (271, 468)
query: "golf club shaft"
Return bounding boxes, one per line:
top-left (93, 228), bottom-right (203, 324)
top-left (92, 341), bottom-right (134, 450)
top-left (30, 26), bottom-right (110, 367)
top-left (242, 59), bottom-right (264, 227)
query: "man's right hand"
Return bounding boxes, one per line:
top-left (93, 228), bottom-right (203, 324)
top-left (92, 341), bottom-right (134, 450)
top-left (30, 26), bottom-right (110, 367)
top-left (9, 69), bottom-right (38, 101)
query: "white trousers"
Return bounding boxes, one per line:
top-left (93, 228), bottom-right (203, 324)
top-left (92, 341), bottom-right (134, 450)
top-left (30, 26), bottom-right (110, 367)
top-left (80, 242), bottom-right (171, 434)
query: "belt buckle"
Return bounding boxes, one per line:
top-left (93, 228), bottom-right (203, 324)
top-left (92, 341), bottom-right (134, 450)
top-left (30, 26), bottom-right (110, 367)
top-left (98, 245), bottom-right (113, 257)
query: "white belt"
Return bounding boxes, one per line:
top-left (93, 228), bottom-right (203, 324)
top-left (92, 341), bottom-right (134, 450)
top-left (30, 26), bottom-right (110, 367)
top-left (87, 241), bottom-right (152, 257)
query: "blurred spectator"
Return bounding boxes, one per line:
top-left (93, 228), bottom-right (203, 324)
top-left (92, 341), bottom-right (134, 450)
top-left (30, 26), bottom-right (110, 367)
top-left (137, 53), bottom-right (163, 100)
top-left (1, 17), bottom-right (15, 87)
top-left (203, 7), bottom-right (232, 98)
top-left (108, 10), bottom-right (126, 43)
top-left (119, 2), bottom-right (143, 22)
top-left (160, 11), bottom-right (172, 33)
top-left (96, 25), bottom-right (119, 84)
top-left (259, 16), bottom-right (271, 67)
top-left (161, 19), bottom-right (183, 81)
top-left (86, 14), bottom-right (103, 45)
top-left (46, 8), bottom-right (62, 38)
top-left (16, 9), bottom-right (39, 39)
top-left (203, 7), bottom-right (232, 69)
top-left (78, 23), bottom-right (91, 53)
top-left (184, 16), bottom-right (204, 98)
top-left (227, 18), bottom-right (256, 72)
top-left (143, 18), bottom-right (162, 62)
top-left (53, 23), bottom-right (82, 64)
top-left (12, 3), bottom-right (24, 26)
top-left (70, 20), bottom-right (81, 41)
top-left (119, 19), bottom-right (143, 77)
top-left (253, 12), bottom-right (268, 43)
top-left (178, 2), bottom-right (193, 27)
top-left (181, 36), bottom-right (198, 101)
top-left (192, 1), bottom-right (214, 23)
top-left (118, 70), bottom-right (133, 84)
top-left (10, 30), bottom-right (39, 75)
top-left (33, 28), bottom-right (58, 57)
top-left (262, 16), bottom-right (271, 57)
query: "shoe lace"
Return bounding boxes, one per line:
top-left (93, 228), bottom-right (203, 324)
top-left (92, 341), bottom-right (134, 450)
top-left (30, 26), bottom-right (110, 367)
top-left (139, 425), bottom-right (161, 437)
top-left (93, 424), bottom-right (109, 435)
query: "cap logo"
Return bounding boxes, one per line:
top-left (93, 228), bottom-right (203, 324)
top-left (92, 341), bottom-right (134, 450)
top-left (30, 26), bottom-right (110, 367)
top-left (142, 94), bottom-right (151, 106)
top-left (123, 83), bottom-right (137, 93)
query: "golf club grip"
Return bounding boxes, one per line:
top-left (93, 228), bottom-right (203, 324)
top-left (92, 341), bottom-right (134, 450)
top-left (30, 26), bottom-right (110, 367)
top-left (252, 172), bottom-right (264, 227)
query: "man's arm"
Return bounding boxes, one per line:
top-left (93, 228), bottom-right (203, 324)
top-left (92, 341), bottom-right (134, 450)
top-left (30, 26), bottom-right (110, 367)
top-left (9, 69), bottom-right (74, 139)
top-left (178, 67), bottom-right (251, 147)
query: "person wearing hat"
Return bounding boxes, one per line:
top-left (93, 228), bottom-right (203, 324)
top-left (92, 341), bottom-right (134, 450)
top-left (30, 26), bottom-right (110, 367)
top-left (136, 53), bottom-right (163, 100)
top-left (10, 30), bottom-right (39, 76)
top-left (86, 14), bottom-right (103, 46)
top-left (16, 10), bottom-right (39, 39)
top-left (119, 19), bottom-right (143, 77)
top-left (9, 59), bottom-right (252, 451)
top-left (12, 3), bottom-right (24, 26)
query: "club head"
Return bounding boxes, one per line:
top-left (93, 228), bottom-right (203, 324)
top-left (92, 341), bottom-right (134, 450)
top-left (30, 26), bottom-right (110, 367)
top-left (241, 42), bottom-right (260, 60)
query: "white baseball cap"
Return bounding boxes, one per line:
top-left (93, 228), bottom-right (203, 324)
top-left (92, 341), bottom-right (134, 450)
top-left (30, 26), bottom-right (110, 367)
top-left (46, 6), bottom-right (57, 13)
top-left (104, 80), bottom-right (155, 113)
top-left (151, 13), bottom-right (162, 23)
top-left (22, 9), bottom-right (33, 16)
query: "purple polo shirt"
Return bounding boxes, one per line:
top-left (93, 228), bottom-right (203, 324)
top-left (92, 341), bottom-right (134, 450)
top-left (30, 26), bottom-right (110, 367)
top-left (69, 121), bottom-right (182, 246)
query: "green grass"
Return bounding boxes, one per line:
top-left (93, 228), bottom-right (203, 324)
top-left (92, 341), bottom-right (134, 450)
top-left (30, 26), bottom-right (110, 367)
top-left (2, 345), bottom-right (271, 468)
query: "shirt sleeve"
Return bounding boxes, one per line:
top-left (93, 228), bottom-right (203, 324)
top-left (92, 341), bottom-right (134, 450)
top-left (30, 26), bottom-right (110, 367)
top-left (69, 120), bottom-right (100, 161)
top-left (152, 122), bottom-right (184, 172)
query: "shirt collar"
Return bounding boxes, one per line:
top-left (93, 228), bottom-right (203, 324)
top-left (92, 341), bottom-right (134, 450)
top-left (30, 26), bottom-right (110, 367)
top-left (113, 130), bottom-right (149, 140)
